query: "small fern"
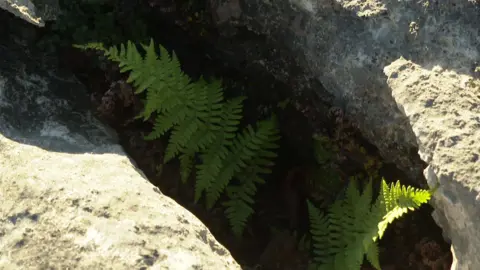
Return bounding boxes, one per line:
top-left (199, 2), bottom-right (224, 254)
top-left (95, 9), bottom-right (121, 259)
top-left (307, 178), bottom-right (433, 270)
top-left (74, 39), bottom-right (280, 236)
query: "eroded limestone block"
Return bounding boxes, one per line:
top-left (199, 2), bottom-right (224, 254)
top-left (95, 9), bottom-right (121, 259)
top-left (0, 31), bottom-right (240, 270)
top-left (385, 58), bottom-right (480, 270)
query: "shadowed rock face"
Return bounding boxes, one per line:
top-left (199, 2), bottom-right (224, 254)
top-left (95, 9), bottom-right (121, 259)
top-left (2, 0), bottom-right (479, 268)
top-left (210, 0), bottom-right (480, 269)
top-left (206, 0), bottom-right (479, 268)
top-left (0, 16), bottom-right (240, 270)
top-left (209, 0), bottom-right (479, 181)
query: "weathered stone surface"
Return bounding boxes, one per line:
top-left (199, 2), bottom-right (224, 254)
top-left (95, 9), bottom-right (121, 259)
top-left (0, 27), bottom-right (240, 270)
top-left (3, 0), bottom-right (479, 268)
top-left (208, 0), bottom-right (479, 182)
top-left (30, 0), bottom-right (59, 22)
top-left (0, 0), bottom-right (60, 26)
top-left (0, 0), bottom-right (44, 26)
top-left (205, 0), bottom-right (480, 268)
top-left (384, 58), bottom-right (480, 270)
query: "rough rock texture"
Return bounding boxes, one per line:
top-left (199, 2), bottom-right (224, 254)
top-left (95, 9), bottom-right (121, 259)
top-left (3, 0), bottom-right (479, 268)
top-left (0, 23), bottom-right (240, 270)
top-left (0, 0), bottom-right (44, 26)
top-left (384, 58), bottom-right (480, 270)
top-left (0, 0), bottom-right (60, 26)
top-left (207, 0), bottom-right (479, 182)
top-left (204, 0), bottom-right (480, 269)
top-left (30, 0), bottom-right (59, 22)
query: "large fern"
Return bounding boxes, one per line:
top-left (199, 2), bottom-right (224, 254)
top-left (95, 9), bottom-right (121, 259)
top-left (307, 178), bottom-right (433, 270)
top-left (74, 39), bottom-right (280, 236)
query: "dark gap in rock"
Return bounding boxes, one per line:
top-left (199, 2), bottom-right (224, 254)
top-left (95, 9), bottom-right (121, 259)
top-left (22, 3), bottom-right (453, 268)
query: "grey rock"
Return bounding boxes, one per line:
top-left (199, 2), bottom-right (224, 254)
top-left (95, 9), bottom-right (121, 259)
top-left (0, 31), bottom-right (240, 270)
top-left (30, 0), bottom-right (60, 22)
top-left (384, 58), bottom-right (480, 270)
top-left (209, 0), bottom-right (479, 182)
top-left (206, 0), bottom-right (480, 268)
top-left (0, 0), bottom-right (44, 26)
top-left (0, 0), bottom-right (60, 26)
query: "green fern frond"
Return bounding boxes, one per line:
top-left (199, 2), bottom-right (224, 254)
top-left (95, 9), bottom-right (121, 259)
top-left (218, 117), bottom-right (279, 235)
top-left (365, 240), bottom-right (380, 270)
top-left (193, 97), bottom-right (245, 203)
top-left (307, 178), bottom-right (432, 270)
top-left (223, 171), bottom-right (266, 237)
top-left (223, 175), bottom-right (257, 237)
top-left (204, 150), bottom-right (242, 209)
top-left (73, 42), bottom-right (106, 52)
top-left (75, 39), bottom-right (280, 237)
top-left (164, 117), bottom-right (202, 162)
top-left (205, 117), bottom-right (279, 209)
top-left (143, 105), bottom-right (190, 140)
top-left (376, 180), bottom-right (432, 240)
top-left (179, 153), bottom-right (195, 183)
top-left (306, 200), bottom-right (330, 265)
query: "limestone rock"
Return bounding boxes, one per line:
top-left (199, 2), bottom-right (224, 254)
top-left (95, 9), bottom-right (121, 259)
top-left (30, 0), bottom-right (60, 22)
top-left (0, 30), bottom-right (240, 270)
top-left (205, 0), bottom-right (480, 268)
top-left (384, 58), bottom-right (480, 270)
top-left (0, 0), bottom-right (60, 26)
top-left (0, 0), bottom-right (44, 26)
top-left (207, 0), bottom-right (479, 181)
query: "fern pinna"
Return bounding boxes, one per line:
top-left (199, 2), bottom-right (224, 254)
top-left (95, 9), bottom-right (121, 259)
top-left (74, 39), bottom-right (280, 236)
top-left (307, 178), bottom-right (432, 270)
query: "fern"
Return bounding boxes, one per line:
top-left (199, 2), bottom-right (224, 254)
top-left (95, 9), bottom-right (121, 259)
top-left (307, 178), bottom-right (433, 270)
top-left (223, 117), bottom-right (280, 235)
top-left (74, 39), bottom-right (280, 236)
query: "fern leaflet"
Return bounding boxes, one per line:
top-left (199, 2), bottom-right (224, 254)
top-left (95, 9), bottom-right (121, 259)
top-left (307, 178), bottom-right (433, 270)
